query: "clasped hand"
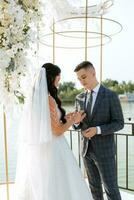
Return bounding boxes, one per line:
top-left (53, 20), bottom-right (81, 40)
top-left (65, 111), bottom-right (86, 124)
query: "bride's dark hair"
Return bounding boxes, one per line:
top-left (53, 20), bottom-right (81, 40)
top-left (42, 63), bottom-right (66, 124)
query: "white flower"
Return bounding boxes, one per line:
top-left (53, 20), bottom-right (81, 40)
top-left (6, 49), bottom-right (14, 58)
top-left (0, 50), bottom-right (11, 69)
top-left (8, 3), bottom-right (25, 24)
top-left (0, 0), bottom-right (42, 107)
top-left (27, 29), bottom-right (37, 42)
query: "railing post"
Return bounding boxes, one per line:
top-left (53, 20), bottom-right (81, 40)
top-left (115, 134), bottom-right (118, 183)
top-left (70, 130), bottom-right (73, 150)
top-left (132, 123), bottom-right (134, 135)
top-left (126, 135), bottom-right (128, 189)
top-left (78, 131), bottom-right (81, 168)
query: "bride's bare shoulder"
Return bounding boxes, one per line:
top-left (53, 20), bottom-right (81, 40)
top-left (48, 95), bottom-right (55, 104)
top-left (48, 95), bottom-right (57, 111)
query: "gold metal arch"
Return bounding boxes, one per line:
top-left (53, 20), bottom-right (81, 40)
top-left (85, 0), bottom-right (88, 61)
top-left (39, 31), bottom-right (112, 49)
top-left (3, 106), bottom-right (10, 200)
top-left (50, 16), bottom-right (123, 39)
top-left (39, 0), bottom-right (123, 82)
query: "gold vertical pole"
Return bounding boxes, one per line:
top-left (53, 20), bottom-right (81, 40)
top-left (53, 19), bottom-right (55, 64)
top-left (36, 23), bottom-right (39, 67)
top-left (3, 106), bottom-right (10, 200)
top-left (100, 15), bottom-right (103, 83)
top-left (83, 1), bottom-right (87, 168)
top-left (85, 0), bottom-right (88, 61)
top-left (36, 0), bottom-right (40, 67)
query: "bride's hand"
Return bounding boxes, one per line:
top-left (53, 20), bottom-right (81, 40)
top-left (65, 111), bottom-right (86, 124)
top-left (65, 113), bottom-right (76, 124)
top-left (65, 112), bottom-right (74, 120)
top-left (73, 111), bottom-right (86, 124)
top-left (67, 111), bottom-right (86, 124)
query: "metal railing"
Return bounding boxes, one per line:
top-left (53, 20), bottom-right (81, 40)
top-left (67, 122), bottom-right (134, 192)
top-left (0, 122), bottom-right (134, 199)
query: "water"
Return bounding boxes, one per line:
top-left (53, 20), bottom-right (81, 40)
top-left (0, 102), bottom-right (134, 190)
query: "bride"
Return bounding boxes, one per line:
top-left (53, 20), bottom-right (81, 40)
top-left (15, 63), bottom-right (93, 200)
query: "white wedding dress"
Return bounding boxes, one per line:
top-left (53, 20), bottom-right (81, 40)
top-left (43, 129), bottom-right (93, 200)
top-left (15, 68), bottom-right (93, 200)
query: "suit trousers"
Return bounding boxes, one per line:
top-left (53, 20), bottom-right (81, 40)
top-left (83, 141), bottom-right (121, 200)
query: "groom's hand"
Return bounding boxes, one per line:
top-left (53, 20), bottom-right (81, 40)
top-left (82, 127), bottom-right (97, 138)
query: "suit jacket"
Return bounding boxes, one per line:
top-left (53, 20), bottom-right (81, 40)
top-left (74, 85), bottom-right (124, 157)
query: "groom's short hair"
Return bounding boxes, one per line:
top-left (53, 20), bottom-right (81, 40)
top-left (74, 61), bottom-right (94, 72)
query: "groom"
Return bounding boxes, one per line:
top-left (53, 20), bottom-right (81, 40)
top-left (74, 61), bottom-right (124, 200)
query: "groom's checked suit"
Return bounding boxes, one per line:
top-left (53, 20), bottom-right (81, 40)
top-left (75, 84), bottom-right (124, 200)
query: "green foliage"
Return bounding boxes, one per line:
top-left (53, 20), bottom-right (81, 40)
top-left (58, 82), bottom-right (83, 102)
top-left (58, 80), bottom-right (134, 103)
top-left (14, 91), bottom-right (25, 104)
top-left (102, 79), bottom-right (134, 94)
top-left (58, 82), bottom-right (75, 93)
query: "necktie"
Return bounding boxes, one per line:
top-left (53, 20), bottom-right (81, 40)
top-left (86, 90), bottom-right (93, 117)
top-left (84, 91), bottom-right (88, 112)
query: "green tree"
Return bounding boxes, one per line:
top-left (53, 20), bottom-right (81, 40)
top-left (58, 82), bottom-right (83, 102)
top-left (59, 82), bottom-right (75, 93)
top-left (102, 79), bottom-right (134, 94)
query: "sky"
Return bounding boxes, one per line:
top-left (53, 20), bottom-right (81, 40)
top-left (38, 0), bottom-right (134, 88)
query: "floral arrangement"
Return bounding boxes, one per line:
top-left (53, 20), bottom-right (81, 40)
top-left (0, 0), bottom-right (42, 106)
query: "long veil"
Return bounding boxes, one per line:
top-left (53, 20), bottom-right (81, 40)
top-left (15, 68), bottom-right (53, 199)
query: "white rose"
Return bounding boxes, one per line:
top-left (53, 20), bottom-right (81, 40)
top-left (0, 50), bottom-right (11, 69)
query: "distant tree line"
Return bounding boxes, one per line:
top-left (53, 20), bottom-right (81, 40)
top-left (58, 79), bottom-right (134, 103)
top-left (102, 79), bottom-right (134, 94)
top-left (58, 82), bottom-right (83, 103)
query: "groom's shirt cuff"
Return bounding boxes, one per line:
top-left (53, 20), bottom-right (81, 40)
top-left (96, 126), bottom-right (101, 134)
top-left (74, 123), bottom-right (80, 128)
top-left (74, 123), bottom-right (79, 126)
